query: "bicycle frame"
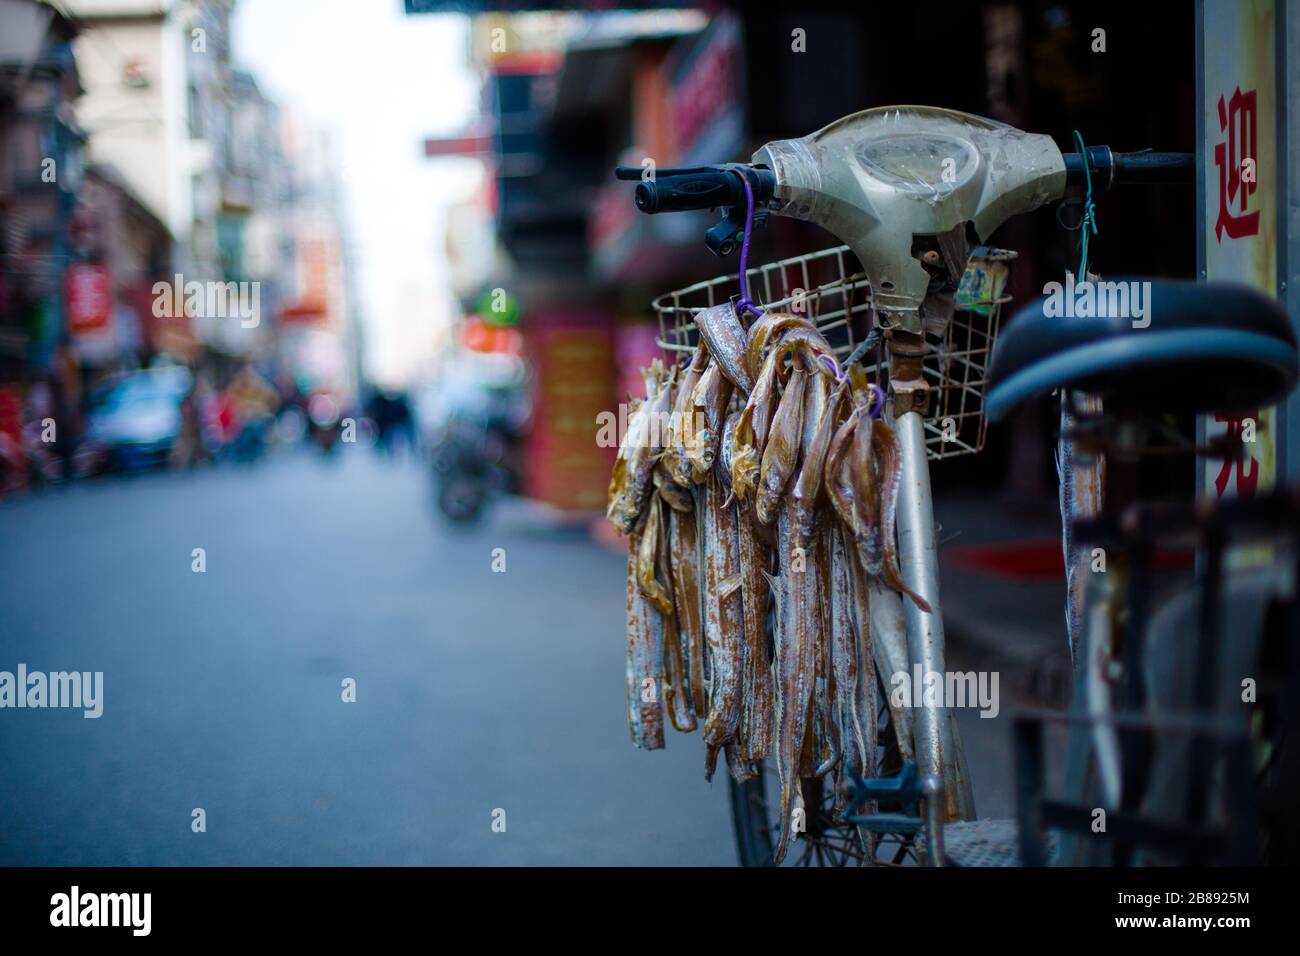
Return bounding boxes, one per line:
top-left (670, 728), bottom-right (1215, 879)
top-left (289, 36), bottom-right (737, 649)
top-left (888, 333), bottom-right (977, 821)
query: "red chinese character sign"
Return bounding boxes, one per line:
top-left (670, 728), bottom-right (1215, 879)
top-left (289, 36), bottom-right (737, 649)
top-left (1212, 414), bottom-right (1259, 498)
top-left (64, 263), bottom-right (112, 335)
top-left (1214, 87), bottom-right (1259, 241)
top-left (1201, 0), bottom-right (1278, 502)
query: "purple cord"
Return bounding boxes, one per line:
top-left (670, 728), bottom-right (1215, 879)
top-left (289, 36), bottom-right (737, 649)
top-left (728, 168), bottom-right (763, 322)
top-left (868, 384), bottom-right (885, 419)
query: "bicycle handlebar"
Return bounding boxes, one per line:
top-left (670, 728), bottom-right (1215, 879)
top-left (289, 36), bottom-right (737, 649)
top-left (613, 146), bottom-right (1192, 217)
top-left (613, 164), bottom-right (776, 214)
top-left (1063, 147), bottom-right (1194, 191)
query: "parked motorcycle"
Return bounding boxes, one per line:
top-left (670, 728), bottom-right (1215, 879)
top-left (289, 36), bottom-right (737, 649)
top-left (430, 416), bottom-right (518, 524)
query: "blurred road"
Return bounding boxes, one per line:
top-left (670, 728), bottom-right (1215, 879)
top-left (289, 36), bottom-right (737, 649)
top-left (0, 451), bottom-right (1021, 866)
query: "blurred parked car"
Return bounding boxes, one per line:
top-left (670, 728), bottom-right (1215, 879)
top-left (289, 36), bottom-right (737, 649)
top-left (83, 367), bottom-right (192, 472)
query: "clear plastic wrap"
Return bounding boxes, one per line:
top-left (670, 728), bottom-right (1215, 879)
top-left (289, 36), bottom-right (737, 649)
top-left (753, 106), bottom-right (1064, 330)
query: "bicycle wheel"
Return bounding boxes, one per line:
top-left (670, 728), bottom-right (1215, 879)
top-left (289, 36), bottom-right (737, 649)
top-left (1141, 566), bottom-right (1298, 864)
top-left (1059, 562), bottom-right (1299, 865)
top-left (727, 672), bottom-right (919, 866)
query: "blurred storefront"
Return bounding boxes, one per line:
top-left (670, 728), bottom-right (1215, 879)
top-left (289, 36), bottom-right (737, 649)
top-left (75, 163), bottom-right (174, 367)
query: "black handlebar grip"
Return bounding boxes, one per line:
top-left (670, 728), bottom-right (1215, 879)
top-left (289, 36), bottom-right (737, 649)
top-left (1064, 147), bottom-right (1194, 191)
top-left (635, 171), bottom-right (741, 213)
top-left (1112, 151), bottom-right (1195, 185)
top-left (622, 165), bottom-right (776, 214)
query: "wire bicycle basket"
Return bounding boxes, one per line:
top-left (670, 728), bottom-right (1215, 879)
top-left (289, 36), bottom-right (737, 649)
top-left (650, 244), bottom-right (1017, 461)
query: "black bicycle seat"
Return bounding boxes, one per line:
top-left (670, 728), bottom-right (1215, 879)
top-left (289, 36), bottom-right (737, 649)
top-left (985, 278), bottom-right (1298, 421)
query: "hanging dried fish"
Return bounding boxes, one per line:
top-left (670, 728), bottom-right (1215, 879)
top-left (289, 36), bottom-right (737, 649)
top-left (718, 408), bottom-right (742, 495)
top-left (635, 497), bottom-right (674, 616)
top-left (745, 312), bottom-right (819, 378)
top-left (694, 303), bottom-right (755, 394)
top-left (730, 344), bottom-right (788, 502)
top-left (657, 512), bottom-right (697, 734)
top-left (666, 500), bottom-right (708, 718)
top-left (607, 360), bottom-right (672, 534)
top-left (736, 495), bottom-right (774, 764)
top-left (870, 418), bottom-right (932, 613)
top-left (790, 371), bottom-right (842, 548)
top-left (810, 524), bottom-right (840, 780)
top-left (654, 466), bottom-right (694, 513)
top-left (612, 314), bottom-right (934, 854)
top-left (701, 472), bottom-right (745, 780)
top-left (663, 346), bottom-right (710, 488)
top-left (770, 500), bottom-right (818, 864)
top-left (831, 523), bottom-right (868, 775)
top-left (625, 511), bottom-right (665, 750)
top-left (855, 557), bottom-right (915, 762)
top-left (685, 360), bottom-right (732, 484)
top-left (755, 365), bottom-right (807, 525)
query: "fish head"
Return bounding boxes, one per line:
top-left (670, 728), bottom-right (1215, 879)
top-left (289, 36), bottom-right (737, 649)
top-left (606, 492), bottom-right (638, 535)
top-left (730, 443), bottom-right (760, 501)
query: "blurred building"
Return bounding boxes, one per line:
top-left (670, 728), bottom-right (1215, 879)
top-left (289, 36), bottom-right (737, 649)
top-left (206, 65), bottom-right (275, 358)
top-left (63, 0), bottom-right (198, 269)
top-left (275, 122), bottom-right (360, 404)
top-left (0, 0), bottom-right (84, 376)
top-left (0, 0), bottom-right (359, 491)
top-left (75, 162), bottom-right (174, 365)
top-left (61, 0), bottom-right (355, 382)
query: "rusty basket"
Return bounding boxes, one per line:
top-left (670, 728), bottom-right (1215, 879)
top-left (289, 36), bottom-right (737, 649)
top-left (650, 244), bottom-right (1017, 461)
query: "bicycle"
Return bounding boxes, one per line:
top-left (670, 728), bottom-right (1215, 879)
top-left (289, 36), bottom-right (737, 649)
top-left (615, 105), bottom-right (1219, 866)
top-left (984, 281), bottom-right (1300, 865)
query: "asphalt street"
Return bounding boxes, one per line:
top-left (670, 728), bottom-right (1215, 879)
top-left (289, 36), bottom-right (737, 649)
top-left (0, 449), bottom-right (1020, 865)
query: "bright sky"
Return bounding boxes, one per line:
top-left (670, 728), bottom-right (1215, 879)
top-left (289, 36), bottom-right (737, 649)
top-left (233, 0), bottom-right (484, 387)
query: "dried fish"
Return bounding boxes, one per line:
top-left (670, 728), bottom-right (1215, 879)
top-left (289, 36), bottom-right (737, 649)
top-left (685, 360), bottom-right (732, 484)
top-left (607, 360), bottom-right (671, 534)
top-left (736, 499), bottom-right (773, 764)
top-left (730, 344), bottom-right (787, 502)
top-left (654, 466), bottom-right (694, 513)
top-left (613, 316), bottom-right (935, 848)
top-left (626, 512), bottom-right (665, 750)
top-left (745, 312), bottom-right (817, 379)
top-left (725, 741), bottom-right (757, 783)
top-left (755, 366), bottom-right (807, 525)
top-left (856, 558), bottom-right (915, 762)
top-left (771, 500), bottom-right (818, 864)
top-left (702, 473), bottom-right (745, 780)
top-left (844, 535), bottom-right (880, 854)
top-left (847, 408), bottom-right (885, 574)
top-left (831, 523), bottom-right (868, 776)
top-left (810, 523), bottom-right (840, 780)
top-left (871, 418), bottom-right (931, 613)
top-left (791, 372), bottom-right (842, 549)
top-left (718, 409), bottom-right (742, 496)
top-left (823, 406), bottom-right (861, 532)
top-left (635, 497), bottom-right (674, 616)
top-left (658, 514), bottom-right (697, 734)
top-left (694, 302), bottom-right (754, 394)
top-left (663, 347), bottom-right (709, 487)
top-left (667, 497), bottom-right (709, 718)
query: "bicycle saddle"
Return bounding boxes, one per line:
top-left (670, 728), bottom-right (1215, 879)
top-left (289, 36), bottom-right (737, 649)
top-left (985, 279), bottom-right (1299, 421)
